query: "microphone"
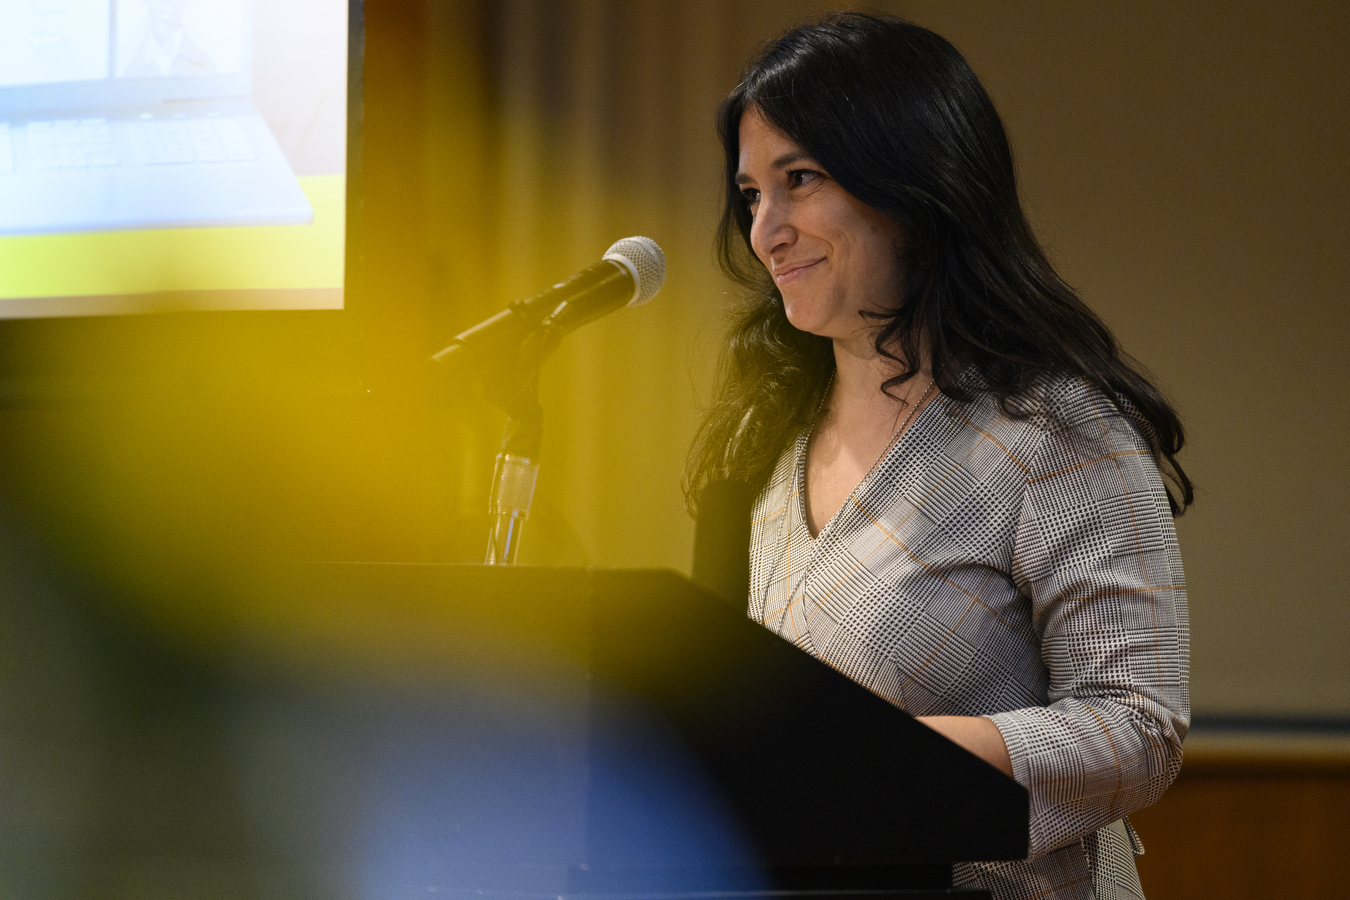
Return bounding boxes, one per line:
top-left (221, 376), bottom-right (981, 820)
top-left (430, 236), bottom-right (665, 378)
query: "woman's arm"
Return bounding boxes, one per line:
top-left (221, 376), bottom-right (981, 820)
top-left (986, 397), bottom-right (1189, 858)
top-left (918, 715), bottom-right (1013, 777)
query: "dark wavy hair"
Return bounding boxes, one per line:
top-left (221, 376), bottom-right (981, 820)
top-left (684, 12), bottom-right (1192, 516)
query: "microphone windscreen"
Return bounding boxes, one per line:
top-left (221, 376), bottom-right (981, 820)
top-left (603, 236), bottom-right (666, 307)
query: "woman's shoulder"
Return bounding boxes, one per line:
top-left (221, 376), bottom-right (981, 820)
top-left (944, 367), bottom-right (1153, 468)
top-left (952, 366), bottom-right (1130, 427)
top-left (1032, 372), bottom-right (1135, 434)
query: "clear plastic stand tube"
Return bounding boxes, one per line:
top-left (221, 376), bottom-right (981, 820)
top-left (484, 452), bottom-right (540, 565)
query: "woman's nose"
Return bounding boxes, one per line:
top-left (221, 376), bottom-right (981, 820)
top-left (750, 194), bottom-right (792, 262)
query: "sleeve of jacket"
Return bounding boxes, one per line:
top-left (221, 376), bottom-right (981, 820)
top-left (985, 394), bottom-right (1190, 858)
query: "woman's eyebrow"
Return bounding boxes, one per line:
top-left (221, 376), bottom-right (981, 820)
top-left (771, 150), bottom-right (812, 169)
top-left (735, 151), bottom-right (814, 185)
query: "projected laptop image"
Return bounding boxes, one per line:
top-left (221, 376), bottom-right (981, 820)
top-left (0, 0), bottom-right (313, 236)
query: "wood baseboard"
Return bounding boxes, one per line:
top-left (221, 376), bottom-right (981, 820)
top-left (1129, 736), bottom-right (1350, 900)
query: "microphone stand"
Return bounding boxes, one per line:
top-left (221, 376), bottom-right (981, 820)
top-left (479, 324), bottom-right (561, 565)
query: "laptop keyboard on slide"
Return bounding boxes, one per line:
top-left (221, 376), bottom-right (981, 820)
top-left (0, 107), bottom-right (309, 235)
top-left (17, 115), bottom-right (257, 170)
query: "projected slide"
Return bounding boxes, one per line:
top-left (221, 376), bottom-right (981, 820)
top-left (0, 0), bottom-right (347, 317)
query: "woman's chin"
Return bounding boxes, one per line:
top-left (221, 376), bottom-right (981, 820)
top-left (786, 317), bottom-right (845, 343)
top-left (782, 305), bottom-right (833, 337)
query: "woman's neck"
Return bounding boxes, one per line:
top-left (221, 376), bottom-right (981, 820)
top-left (800, 336), bottom-right (935, 538)
top-left (829, 335), bottom-right (931, 419)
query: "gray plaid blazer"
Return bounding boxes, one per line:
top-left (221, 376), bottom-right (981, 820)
top-left (748, 370), bottom-right (1189, 900)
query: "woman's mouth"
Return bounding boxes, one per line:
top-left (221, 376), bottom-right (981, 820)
top-left (773, 258), bottom-right (823, 286)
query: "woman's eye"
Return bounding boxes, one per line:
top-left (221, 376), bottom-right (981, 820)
top-left (789, 169), bottom-right (821, 188)
top-left (740, 187), bottom-right (760, 206)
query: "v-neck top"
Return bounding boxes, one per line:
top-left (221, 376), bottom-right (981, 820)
top-left (746, 369), bottom-right (1188, 900)
top-left (762, 386), bottom-right (947, 642)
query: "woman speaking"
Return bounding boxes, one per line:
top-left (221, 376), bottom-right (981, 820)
top-left (686, 14), bottom-right (1191, 900)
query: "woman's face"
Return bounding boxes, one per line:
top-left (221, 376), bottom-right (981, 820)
top-left (736, 110), bottom-right (905, 347)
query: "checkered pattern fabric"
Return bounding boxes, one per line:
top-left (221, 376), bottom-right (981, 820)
top-left (748, 371), bottom-right (1188, 900)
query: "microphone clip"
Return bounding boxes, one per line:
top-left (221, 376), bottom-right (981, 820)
top-left (480, 323), bottom-right (557, 566)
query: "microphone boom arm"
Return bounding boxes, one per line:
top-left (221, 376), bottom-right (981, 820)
top-left (426, 237), bottom-right (665, 566)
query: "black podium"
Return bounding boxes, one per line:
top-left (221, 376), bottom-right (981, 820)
top-left (274, 563), bottom-right (1029, 899)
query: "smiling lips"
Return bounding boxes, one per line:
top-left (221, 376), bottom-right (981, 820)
top-left (772, 258), bottom-right (824, 285)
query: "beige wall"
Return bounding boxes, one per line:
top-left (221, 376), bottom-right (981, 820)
top-left (896, 3), bottom-right (1350, 718)
top-left (427, 1), bottom-right (1348, 717)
